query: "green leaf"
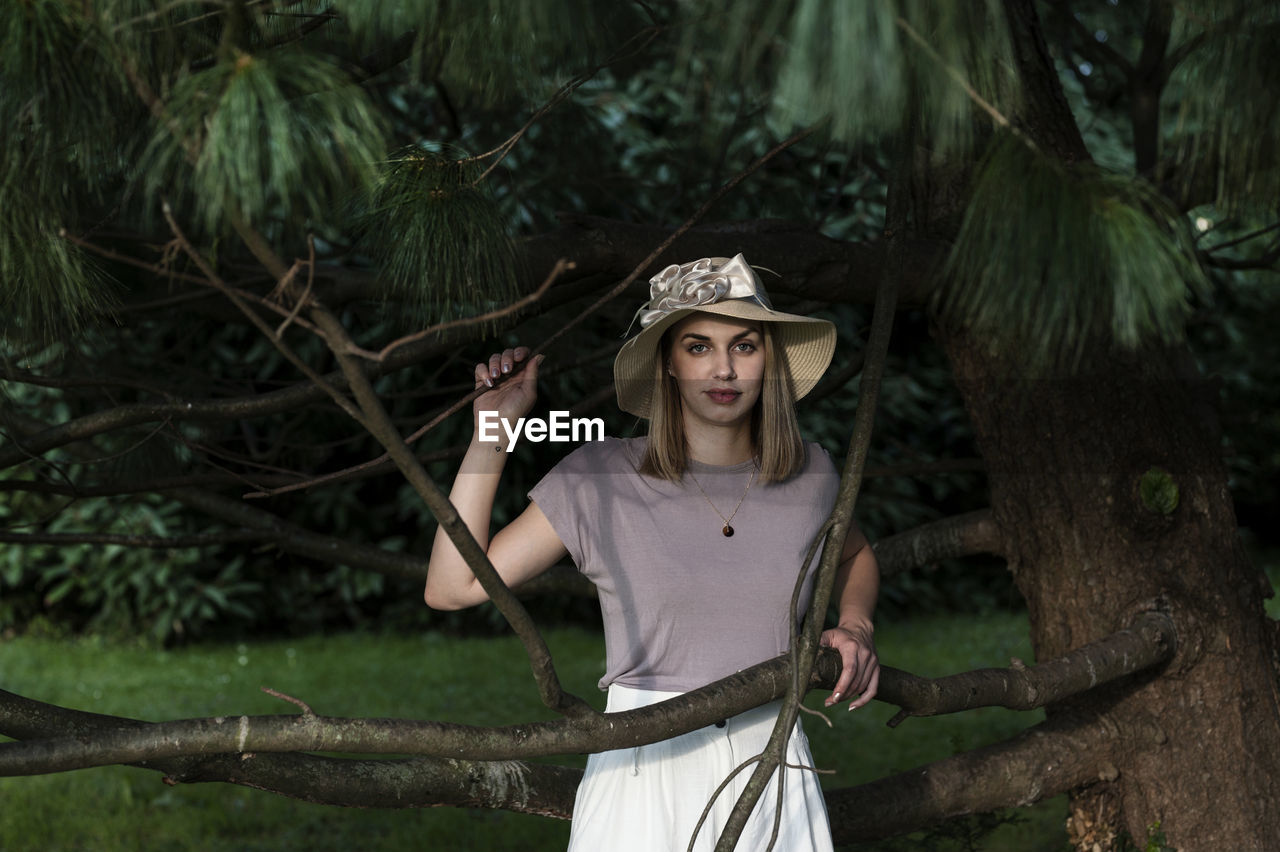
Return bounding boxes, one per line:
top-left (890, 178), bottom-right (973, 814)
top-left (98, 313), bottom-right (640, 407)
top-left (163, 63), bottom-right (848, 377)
top-left (936, 133), bottom-right (1210, 367)
top-left (1139, 468), bottom-right (1179, 516)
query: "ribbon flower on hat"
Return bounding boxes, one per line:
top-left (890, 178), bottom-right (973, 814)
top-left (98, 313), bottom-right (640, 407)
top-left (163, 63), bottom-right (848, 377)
top-left (634, 254), bottom-right (774, 330)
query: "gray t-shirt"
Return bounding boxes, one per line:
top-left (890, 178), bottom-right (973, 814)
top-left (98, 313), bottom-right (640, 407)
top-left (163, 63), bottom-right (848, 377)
top-left (529, 436), bottom-right (840, 692)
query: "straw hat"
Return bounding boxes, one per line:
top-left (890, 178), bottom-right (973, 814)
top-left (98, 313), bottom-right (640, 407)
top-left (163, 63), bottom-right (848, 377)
top-left (613, 254), bottom-right (836, 418)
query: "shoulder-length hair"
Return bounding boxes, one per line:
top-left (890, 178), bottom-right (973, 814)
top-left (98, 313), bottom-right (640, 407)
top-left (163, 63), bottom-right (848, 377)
top-left (638, 322), bottom-right (806, 483)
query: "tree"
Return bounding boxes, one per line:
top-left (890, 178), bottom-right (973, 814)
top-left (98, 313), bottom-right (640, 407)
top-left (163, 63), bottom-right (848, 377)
top-left (2, 1), bottom-right (1278, 849)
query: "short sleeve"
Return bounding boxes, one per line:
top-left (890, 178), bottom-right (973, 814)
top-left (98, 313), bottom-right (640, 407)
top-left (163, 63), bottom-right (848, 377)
top-left (527, 444), bottom-right (601, 571)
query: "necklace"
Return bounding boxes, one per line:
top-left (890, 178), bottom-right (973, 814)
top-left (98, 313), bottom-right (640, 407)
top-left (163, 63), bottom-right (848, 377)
top-left (687, 461), bottom-right (758, 537)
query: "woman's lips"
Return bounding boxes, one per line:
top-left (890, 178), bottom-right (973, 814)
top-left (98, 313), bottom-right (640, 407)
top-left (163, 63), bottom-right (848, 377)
top-left (705, 389), bottom-right (741, 404)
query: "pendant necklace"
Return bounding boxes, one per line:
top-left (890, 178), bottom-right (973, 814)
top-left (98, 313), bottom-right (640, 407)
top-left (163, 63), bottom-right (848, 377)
top-left (688, 461), bottom-right (758, 537)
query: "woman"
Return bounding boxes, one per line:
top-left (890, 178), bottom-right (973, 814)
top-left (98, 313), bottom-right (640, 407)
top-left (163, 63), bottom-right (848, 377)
top-left (426, 255), bottom-right (879, 851)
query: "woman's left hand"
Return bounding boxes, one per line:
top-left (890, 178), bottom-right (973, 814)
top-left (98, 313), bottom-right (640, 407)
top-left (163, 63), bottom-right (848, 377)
top-left (819, 622), bottom-right (879, 711)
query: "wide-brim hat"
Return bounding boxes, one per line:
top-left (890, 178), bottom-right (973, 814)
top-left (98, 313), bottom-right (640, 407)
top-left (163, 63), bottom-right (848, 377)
top-left (614, 254), bottom-right (836, 418)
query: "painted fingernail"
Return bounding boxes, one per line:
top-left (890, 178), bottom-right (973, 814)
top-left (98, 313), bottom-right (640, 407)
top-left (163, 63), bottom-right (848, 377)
top-left (502, 363), bottom-right (510, 373)
top-left (485, 377), bottom-right (493, 387)
top-left (832, 692), bottom-right (842, 701)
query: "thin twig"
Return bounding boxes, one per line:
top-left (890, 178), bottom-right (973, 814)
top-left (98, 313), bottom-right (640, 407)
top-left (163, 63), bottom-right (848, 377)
top-left (161, 204), bottom-right (366, 426)
top-left (261, 687), bottom-right (315, 716)
top-left (0, 530), bottom-right (270, 549)
top-left (275, 236), bottom-right (316, 338)
top-left (713, 127), bottom-right (906, 852)
top-left (1205, 220), bottom-right (1280, 253)
top-left (352, 259), bottom-right (574, 363)
top-left (469, 27), bottom-right (664, 184)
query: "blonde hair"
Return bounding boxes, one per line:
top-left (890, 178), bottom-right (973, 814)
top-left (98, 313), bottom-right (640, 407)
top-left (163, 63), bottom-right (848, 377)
top-left (638, 322), bottom-right (806, 483)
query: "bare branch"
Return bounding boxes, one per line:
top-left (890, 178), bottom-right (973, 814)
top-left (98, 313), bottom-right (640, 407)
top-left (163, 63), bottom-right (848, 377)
top-left (825, 710), bottom-right (1165, 845)
top-left (468, 26), bottom-right (665, 184)
top-left (873, 510), bottom-right (1004, 575)
top-left (0, 473), bottom-right (304, 498)
top-left (356, 258), bottom-right (573, 363)
top-left (0, 654), bottom-right (815, 774)
top-left (0, 687), bottom-right (581, 817)
top-left (716, 130), bottom-right (907, 851)
top-left (878, 611), bottom-right (1177, 724)
top-left (308, 306), bottom-right (592, 719)
top-left (1204, 221), bottom-right (1280, 254)
top-left (162, 206), bottom-right (367, 426)
top-left (0, 613), bottom-right (1176, 787)
top-left (166, 487), bottom-right (426, 580)
top-left (0, 530), bottom-right (270, 549)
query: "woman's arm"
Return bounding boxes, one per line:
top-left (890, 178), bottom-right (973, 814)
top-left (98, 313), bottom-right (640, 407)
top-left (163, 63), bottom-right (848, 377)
top-left (424, 347), bottom-right (568, 611)
top-left (819, 524), bottom-right (880, 710)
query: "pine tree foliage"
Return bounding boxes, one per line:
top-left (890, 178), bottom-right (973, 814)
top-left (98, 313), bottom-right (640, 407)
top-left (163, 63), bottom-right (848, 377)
top-left (354, 149), bottom-right (521, 326)
top-left (341, 0), bottom-right (643, 98)
top-left (140, 48), bottom-right (388, 235)
top-left (1168, 1), bottom-right (1280, 211)
top-left (0, 1), bottom-right (128, 343)
top-left (770, 0), bottom-right (1017, 152)
top-left (938, 134), bottom-right (1209, 366)
top-left (0, 0), bottom-right (132, 179)
top-left (0, 183), bottom-right (111, 345)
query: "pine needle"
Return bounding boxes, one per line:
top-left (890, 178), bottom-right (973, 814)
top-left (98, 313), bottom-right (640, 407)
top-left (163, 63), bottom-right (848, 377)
top-left (341, 0), bottom-right (639, 100)
top-left (937, 134), bottom-right (1210, 368)
top-left (1168, 5), bottom-right (1280, 211)
top-left (353, 148), bottom-right (522, 328)
top-left (0, 183), bottom-right (114, 346)
top-left (140, 48), bottom-right (388, 235)
top-left (772, 0), bottom-right (1016, 152)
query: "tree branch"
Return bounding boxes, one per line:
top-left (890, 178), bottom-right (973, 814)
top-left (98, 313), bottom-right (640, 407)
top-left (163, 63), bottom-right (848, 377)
top-left (877, 611), bottom-right (1176, 724)
top-left (716, 124), bottom-right (907, 851)
top-left (825, 709), bottom-right (1166, 845)
top-left (309, 305), bottom-right (592, 719)
top-left (0, 686), bottom-right (582, 817)
top-left (166, 487), bottom-right (426, 580)
top-left (0, 613), bottom-right (1176, 781)
top-left (873, 510), bottom-right (1004, 575)
top-left (0, 530), bottom-right (270, 549)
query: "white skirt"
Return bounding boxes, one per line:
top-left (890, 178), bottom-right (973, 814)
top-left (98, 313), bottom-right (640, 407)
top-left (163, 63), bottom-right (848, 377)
top-left (566, 684), bottom-right (834, 852)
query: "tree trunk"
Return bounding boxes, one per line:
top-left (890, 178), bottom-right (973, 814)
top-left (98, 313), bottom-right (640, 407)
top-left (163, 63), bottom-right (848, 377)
top-left (935, 328), bottom-right (1280, 848)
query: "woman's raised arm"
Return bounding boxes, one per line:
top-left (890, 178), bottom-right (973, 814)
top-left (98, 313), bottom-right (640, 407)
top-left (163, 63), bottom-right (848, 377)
top-left (424, 347), bottom-right (567, 610)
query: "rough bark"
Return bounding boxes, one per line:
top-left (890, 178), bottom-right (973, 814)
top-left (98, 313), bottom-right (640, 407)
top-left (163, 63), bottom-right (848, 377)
top-left (873, 509), bottom-right (1003, 576)
top-left (936, 331), bottom-right (1280, 848)
top-left (916, 2), bottom-right (1280, 846)
top-left (826, 709), bottom-right (1163, 845)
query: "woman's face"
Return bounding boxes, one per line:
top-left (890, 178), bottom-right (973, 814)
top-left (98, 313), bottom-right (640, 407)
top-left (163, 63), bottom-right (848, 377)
top-left (665, 314), bottom-right (766, 430)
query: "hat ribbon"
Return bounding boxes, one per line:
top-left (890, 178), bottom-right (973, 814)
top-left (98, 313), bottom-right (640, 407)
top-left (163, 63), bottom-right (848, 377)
top-left (623, 254), bottom-right (773, 337)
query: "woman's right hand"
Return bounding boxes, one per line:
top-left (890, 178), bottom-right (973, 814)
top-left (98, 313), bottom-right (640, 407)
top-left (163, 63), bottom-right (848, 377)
top-left (472, 346), bottom-right (543, 430)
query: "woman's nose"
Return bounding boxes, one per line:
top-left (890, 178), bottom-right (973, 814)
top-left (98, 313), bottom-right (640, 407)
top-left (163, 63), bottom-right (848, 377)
top-left (712, 352), bottom-right (736, 380)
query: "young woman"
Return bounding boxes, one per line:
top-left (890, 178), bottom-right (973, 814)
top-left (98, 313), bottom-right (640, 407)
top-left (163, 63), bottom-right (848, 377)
top-left (426, 255), bottom-right (879, 851)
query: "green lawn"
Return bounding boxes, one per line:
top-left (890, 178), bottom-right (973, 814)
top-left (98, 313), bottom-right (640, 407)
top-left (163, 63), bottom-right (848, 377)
top-left (0, 613), bottom-right (1089, 851)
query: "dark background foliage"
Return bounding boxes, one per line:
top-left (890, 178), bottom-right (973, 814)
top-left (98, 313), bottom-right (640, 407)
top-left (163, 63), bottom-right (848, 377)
top-left (1, 0), bottom-right (1276, 645)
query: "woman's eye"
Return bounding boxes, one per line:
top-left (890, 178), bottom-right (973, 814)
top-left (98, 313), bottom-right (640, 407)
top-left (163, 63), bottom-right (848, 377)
top-left (734, 341), bottom-right (757, 352)
top-left (688, 343), bottom-right (708, 353)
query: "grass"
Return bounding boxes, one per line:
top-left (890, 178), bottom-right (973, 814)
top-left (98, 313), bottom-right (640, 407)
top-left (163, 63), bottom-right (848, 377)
top-left (2, 612), bottom-right (1077, 851)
